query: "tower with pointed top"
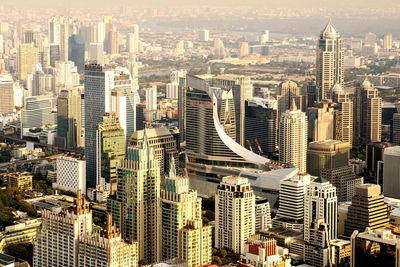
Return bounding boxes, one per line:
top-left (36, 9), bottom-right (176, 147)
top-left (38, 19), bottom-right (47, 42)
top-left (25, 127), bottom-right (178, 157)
top-left (316, 18), bottom-right (344, 100)
top-left (160, 158), bottom-right (212, 266)
top-left (279, 100), bottom-right (308, 172)
top-left (107, 129), bottom-right (161, 264)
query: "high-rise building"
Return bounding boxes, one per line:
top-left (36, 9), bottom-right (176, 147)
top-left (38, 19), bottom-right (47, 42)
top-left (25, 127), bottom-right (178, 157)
top-left (244, 97), bottom-right (277, 155)
top-left (316, 19), bottom-right (344, 100)
top-left (307, 140), bottom-right (350, 177)
top-left (366, 142), bottom-right (390, 182)
top-left (273, 173), bottom-right (312, 232)
top-left (306, 79), bottom-right (319, 107)
top-left (161, 159), bottom-right (212, 266)
top-left (353, 78), bottom-right (382, 145)
top-left (344, 184), bottom-right (389, 237)
top-left (96, 113), bottom-right (125, 193)
top-left (146, 85), bottom-right (157, 111)
top-left (0, 75), bottom-right (15, 114)
top-left (56, 88), bottom-right (83, 149)
top-left (68, 35), bottom-right (85, 73)
top-left (255, 198), bottom-right (272, 233)
top-left (174, 40), bottom-right (185, 57)
top-left (392, 113), bottom-right (400, 146)
top-left (383, 32), bottom-right (393, 51)
top-left (215, 176), bottom-right (255, 254)
top-left (332, 82), bottom-right (353, 145)
top-left (304, 178), bottom-right (337, 243)
top-left (107, 131), bottom-right (161, 263)
top-left (238, 42), bottom-right (249, 58)
top-left (111, 68), bottom-right (136, 144)
top-left (49, 16), bottom-right (71, 62)
top-left (17, 43), bottom-right (39, 80)
top-left (104, 30), bottom-right (118, 55)
top-left (49, 44), bottom-right (60, 67)
top-left (33, 192), bottom-right (92, 267)
top-left (22, 95), bottom-right (57, 134)
top-left (383, 146), bottom-right (400, 199)
top-left (307, 101), bottom-right (335, 142)
top-left (213, 38), bottom-right (226, 59)
top-left (260, 30), bottom-right (269, 43)
top-left (88, 42), bottom-right (104, 65)
top-left (276, 81), bottom-right (305, 120)
top-left (129, 127), bottom-right (178, 177)
top-left (365, 32), bottom-right (377, 47)
top-left (84, 64), bottom-right (114, 187)
top-left (53, 156), bottom-right (86, 194)
top-left (279, 101), bottom-right (307, 173)
top-left (199, 29), bottom-right (209, 42)
top-left (78, 214), bottom-right (138, 267)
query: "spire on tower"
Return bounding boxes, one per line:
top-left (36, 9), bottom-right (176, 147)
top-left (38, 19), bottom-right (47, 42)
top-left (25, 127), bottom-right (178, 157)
top-left (290, 99), bottom-right (297, 111)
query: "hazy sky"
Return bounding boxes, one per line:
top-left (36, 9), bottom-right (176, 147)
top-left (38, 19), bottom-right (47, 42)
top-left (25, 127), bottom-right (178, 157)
top-left (5, 0), bottom-right (400, 8)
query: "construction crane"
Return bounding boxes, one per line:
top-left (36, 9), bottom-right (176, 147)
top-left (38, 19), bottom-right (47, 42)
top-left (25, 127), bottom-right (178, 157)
top-left (254, 138), bottom-right (263, 155)
top-left (246, 140), bottom-right (253, 152)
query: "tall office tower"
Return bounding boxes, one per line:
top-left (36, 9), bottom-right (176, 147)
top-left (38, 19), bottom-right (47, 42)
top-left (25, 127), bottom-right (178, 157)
top-left (22, 95), bottom-right (57, 134)
top-left (215, 176), bottom-right (255, 254)
top-left (178, 75), bottom-right (187, 142)
top-left (78, 214), bottom-right (138, 267)
top-left (54, 156), bottom-right (86, 194)
top-left (332, 82), bottom-right (353, 145)
top-left (97, 21), bottom-right (106, 44)
top-left (104, 30), bottom-right (118, 55)
top-left (366, 142), bottom-right (391, 183)
top-left (344, 184), bottom-right (389, 237)
top-left (279, 101), bottom-right (307, 173)
top-left (132, 24), bottom-right (140, 53)
top-left (309, 140), bottom-right (362, 202)
top-left (199, 29), bottom-right (209, 42)
top-left (174, 40), bottom-right (185, 57)
top-left (88, 42), bottom-right (104, 65)
top-left (24, 29), bottom-right (41, 44)
top-left (56, 61), bottom-right (80, 88)
top-left (166, 83), bottom-right (178, 99)
top-left (68, 35), bottom-right (85, 73)
top-left (213, 38), bottom-right (226, 59)
top-left (146, 85), bottom-right (157, 110)
top-left (0, 75), bottom-right (15, 114)
top-left (244, 97), bottom-right (277, 155)
top-left (48, 17), bottom-right (61, 46)
top-left (273, 173), bottom-right (312, 232)
top-left (383, 146), bottom-right (400, 198)
top-left (354, 78), bottom-right (382, 145)
top-left (111, 79), bottom-right (136, 145)
top-left (213, 74), bottom-right (253, 145)
top-left (49, 16), bottom-right (71, 62)
top-left (0, 34), bottom-right (4, 54)
top-left (392, 113), bottom-right (400, 145)
top-left (104, 16), bottom-right (113, 34)
top-left (17, 43), bottom-right (38, 80)
top-left (365, 32), bottom-right (377, 47)
top-left (96, 113), bottom-right (125, 193)
top-left (260, 30), bottom-right (269, 44)
top-left (49, 44), bottom-right (60, 67)
top-left (276, 80), bottom-right (305, 120)
top-left (107, 132), bottom-right (161, 263)
top-left (161, 159), bottom-right (212, 266)
top-left (383, 32), bottom-right (393, 51)
top-left (255, 198), bottom-right (272, 232)
top-left (33, 192), bottom-right (92, 267)
top-left (307, 140), bottom-right (350, 177)
top-left (84, 64), bottom-right (114, 187)
top-left (129, 127), bottom-right (178, 177)
top-left (307, 101), bottom-right (335, 142)
top-left (304, 178), bottom-right (337, 243)
top-left (306, 79), bottom-right (318, 106)
top-left (56, 88), bottom-right (82, 148)
top-left (316, 19), bottom-right (344, 100)
top-left (239, 42), bottom-right (249, 58)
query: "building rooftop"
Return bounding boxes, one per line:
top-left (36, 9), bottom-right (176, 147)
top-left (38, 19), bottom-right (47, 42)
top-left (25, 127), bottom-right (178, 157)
top-left (384, 146), bottom-right (400, 156)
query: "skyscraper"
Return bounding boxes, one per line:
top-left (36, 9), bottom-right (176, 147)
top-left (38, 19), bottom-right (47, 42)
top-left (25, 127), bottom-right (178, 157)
top-left (199, 29), bottom-right (209, 42)
top-left (276, 80), bottom-right (305, 120)
top-left (104, 30), bottom-right (118, 55)
top-left (146, 85), bottom-right (157, 111)
top-left (56, 88), bottom-right (83, 148)
top-left (17, 43), bottom-right (39, 80)
top-left (88, 42), bottom-right (104, 65)
top-left (392, 113), bottom-right (400, 145)
top-left (215, 176), bottom-right (255, 254)
top-left (365, 32), bottom-right (377, 47)
top-left (0, 75), bottom-right (15, 114)
top-left (383, 32), bottom-right (393, 51)
top-left (84, 64), bottom-right (114, 187)
top-left (161, 159), bottom-right (212, 266)
top-left (107, 131), bottom-right (161, 263)
top-left (304, 178), bottom-right (337, 243)
top-left (383, 146), bottom-right (400, 199)
top-left (49, 44), bottom-right (60, 67)
top-left (354, 78), bottom-right (382, 145)
top-left (213, 38), bottom-right (226, 59)
top-left (344, 184), bottom-right (389, 237)
top-left (33, 192), bottom-right (92, 267)
top-left (316, 19), bottom-right (344, 100)
top-left (332, 82), bottom-right (353, 145)
top-left (68, 35), bottom-right (85, 73)
top-left (279, 101), bottom-right (307, 173)
top-left (307, 101), bottom-right (335, 142)
top-left (96, 113), bottom-right (126, 193)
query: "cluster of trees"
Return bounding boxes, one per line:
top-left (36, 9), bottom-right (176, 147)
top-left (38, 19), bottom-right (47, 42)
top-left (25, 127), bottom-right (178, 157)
top-left (4, 243), bottom-right (33, 265)
top-left (32, 173), bottom-right (54, 195)
top-left (0, 146), bottom-right (12, 163)
top-left (202, 196), bottom-right (215, 224)
top-left (0, 188), bottom-right (38, 229)
top-left (212, 248), bottom-right (240, 265)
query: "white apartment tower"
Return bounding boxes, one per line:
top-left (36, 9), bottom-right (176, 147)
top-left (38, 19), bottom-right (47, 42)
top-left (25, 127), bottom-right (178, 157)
top-left (53, 156), bottom-right (86, 194)
top-left (304, 177), bottom-right (338, 243)
top-left (316, 19), bottom-right (344, 100)
top-left (33, 192), bottom-right (92, 267)
top-left (279, 100), bottom-right (308, 173)
top-left (215, 176), bottom-right (255, 254)
top-left (146, 85), bottom-right (157, 110)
